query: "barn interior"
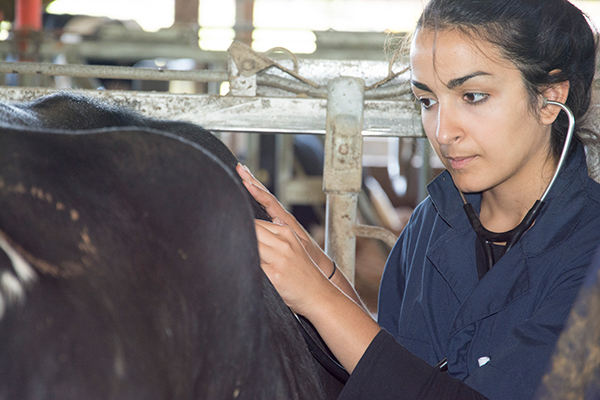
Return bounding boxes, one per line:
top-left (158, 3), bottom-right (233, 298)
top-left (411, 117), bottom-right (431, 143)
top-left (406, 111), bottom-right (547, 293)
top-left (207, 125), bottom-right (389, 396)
top-left (1, 0), bottom-right (599, 314)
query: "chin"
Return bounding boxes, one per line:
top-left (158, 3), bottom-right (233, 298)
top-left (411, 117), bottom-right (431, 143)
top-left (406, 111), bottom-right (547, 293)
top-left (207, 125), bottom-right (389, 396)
top-left (450, 175), bottom-right (486, 194)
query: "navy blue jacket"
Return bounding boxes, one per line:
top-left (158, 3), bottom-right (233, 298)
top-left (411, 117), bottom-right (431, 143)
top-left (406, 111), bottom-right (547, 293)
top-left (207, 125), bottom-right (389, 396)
top-left (341, 143), bottom-right (600, 400)
top-left (535, 245), bottom-right (600, 399)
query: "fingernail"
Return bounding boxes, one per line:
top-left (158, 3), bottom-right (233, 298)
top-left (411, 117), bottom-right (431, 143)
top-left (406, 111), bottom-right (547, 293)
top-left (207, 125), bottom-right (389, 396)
top-left (273, 216), bottom-right (286, 226)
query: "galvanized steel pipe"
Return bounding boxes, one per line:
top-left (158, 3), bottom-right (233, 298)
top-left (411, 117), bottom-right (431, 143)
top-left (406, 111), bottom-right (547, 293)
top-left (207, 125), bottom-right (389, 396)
top-left (323, 77), bottom-right (365, 284)
top-left (0, 61), bottom-right (228, 82)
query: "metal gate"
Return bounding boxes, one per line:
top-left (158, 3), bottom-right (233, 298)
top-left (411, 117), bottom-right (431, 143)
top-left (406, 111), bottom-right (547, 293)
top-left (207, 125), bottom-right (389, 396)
top-left (0, 41), bottom-right (425, 284)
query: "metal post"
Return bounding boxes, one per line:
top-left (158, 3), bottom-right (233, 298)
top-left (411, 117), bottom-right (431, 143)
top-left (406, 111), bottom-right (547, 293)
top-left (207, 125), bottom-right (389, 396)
top-left (275, 133), bottom-right (295, 209)
top-left (15, 0), bottom-right (42, 31)
top-left (174, 0), bottom-right (200, 26)
top-left (14, 0), bottom-right (43, 86)
top-left (234, 0), bottom-right (254, 46)
top-left (323, 77), bottom-right (365, 285)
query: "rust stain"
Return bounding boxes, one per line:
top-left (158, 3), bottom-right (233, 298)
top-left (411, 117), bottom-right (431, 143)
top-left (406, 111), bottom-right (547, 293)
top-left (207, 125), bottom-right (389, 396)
top-left (13, 183), bottom-right (26, 194)
top-left (61, 260), bottom-right (85, 276)
top-left (5, 182), bottom-right (62, 212)
top-left (78, 228), bottom-right (97, 255)
top-left (0, 229), bottom-right (84, 278)
top-left (30, 186), bottom-right (45, 200)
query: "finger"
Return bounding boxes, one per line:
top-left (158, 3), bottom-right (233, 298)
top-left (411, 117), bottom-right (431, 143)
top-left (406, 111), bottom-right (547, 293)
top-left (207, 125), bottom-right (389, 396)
top-left (235, 165), bottom-right (312, 233)
top-left (255, 220), bottom-right (297, 246)
top-left (256, 213), bottom-right (312, 259)
top-left (236, 163), bottom-right (268, 191)
top-left (242, 179), bottom-right (281, 210)
top-left (235, 165), bottom-right (296, 220)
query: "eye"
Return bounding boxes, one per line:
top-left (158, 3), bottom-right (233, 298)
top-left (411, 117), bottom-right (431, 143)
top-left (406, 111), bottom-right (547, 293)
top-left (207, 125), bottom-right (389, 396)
top-left (418, 97), bottom-right (438, 109)
top-left (464, 93), bottom-right (488, 104)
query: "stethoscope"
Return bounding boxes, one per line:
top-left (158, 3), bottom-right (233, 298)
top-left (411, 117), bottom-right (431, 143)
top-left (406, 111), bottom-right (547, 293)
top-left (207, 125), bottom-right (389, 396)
top-left (436, 99), bottom-right (576, 372)
top-left (462, 99), bottom-right (575, 273)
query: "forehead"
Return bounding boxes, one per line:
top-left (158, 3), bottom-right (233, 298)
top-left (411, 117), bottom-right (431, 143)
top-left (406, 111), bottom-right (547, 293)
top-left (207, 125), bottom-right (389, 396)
top-left (409, 28), bottom-right (516, 83)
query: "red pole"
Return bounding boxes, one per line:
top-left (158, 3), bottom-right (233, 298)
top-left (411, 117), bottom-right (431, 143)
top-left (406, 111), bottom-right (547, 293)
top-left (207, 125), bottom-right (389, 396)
top-left (15, 0), bottom-right (43, 31)
top-left (14, 0), bottom-right (43, 63)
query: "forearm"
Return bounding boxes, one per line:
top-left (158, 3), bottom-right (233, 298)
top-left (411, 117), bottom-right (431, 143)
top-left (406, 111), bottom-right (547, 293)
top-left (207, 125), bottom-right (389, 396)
top-left (304, 283), bottom-right (381, 373)
top-left (318, 258), bottom-right (370, 312)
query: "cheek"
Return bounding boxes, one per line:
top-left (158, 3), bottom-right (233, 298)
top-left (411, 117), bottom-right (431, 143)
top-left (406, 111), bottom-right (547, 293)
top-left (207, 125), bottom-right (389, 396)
top-left (421, 114), bottom-right (438, 142)
top-left (424, 132), bottom-right (447, 168)
top-left (421, 113), bottom-right (451, 167)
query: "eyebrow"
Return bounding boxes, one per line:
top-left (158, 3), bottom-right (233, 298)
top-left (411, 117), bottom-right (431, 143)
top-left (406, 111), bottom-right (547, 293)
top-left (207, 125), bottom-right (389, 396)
top-left (411, 71), bottom-right (492, 92)
top-left (446, 71), bottom-right (491, 89)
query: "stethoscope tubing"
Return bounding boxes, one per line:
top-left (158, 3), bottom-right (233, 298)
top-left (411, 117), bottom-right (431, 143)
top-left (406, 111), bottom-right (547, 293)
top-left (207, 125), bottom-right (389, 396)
top-left (541, 100), bottom-right (576, 202)
top-left (463, 99), bottom-right (576, 268)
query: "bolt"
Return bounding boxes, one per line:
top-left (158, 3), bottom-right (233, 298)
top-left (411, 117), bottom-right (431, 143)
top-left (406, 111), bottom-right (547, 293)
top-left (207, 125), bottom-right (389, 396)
top-left (242, 59), bottom-right (255, 71)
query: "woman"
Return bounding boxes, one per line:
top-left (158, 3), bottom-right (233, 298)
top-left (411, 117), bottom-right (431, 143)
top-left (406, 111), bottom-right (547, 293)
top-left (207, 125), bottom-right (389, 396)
top-left (237, 0), bottom-right (600, 398)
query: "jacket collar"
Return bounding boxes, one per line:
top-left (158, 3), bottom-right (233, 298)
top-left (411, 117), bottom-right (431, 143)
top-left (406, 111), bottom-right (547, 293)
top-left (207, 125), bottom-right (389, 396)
top-left (425, 143), bottom-right (590, 330)
top-left (427, 142), bottom-right (589, 252)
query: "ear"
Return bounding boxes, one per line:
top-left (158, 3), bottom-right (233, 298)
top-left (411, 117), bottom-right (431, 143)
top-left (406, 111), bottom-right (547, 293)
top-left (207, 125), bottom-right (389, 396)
top-left (540, 71), bottom-right (570, 126)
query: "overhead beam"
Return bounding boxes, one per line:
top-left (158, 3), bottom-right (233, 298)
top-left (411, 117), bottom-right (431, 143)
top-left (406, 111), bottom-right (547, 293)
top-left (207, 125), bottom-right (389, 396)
top-left (174, 0), bottom-right (200, 26)
top-left (0, 86), bottom-right (423, 138)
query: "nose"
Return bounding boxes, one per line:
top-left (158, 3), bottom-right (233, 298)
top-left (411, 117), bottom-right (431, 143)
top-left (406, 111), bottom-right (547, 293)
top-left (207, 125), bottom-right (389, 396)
top-left (435, 105), bottom-right (463, 146)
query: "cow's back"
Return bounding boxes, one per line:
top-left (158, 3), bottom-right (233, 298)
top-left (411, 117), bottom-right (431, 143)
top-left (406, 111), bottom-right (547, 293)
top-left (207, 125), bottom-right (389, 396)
top-left (0, 126), bottom-right (325, 399)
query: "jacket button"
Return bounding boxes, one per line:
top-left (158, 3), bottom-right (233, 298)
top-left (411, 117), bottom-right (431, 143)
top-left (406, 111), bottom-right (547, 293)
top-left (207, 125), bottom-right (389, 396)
top-left (477, 356), bottom-right (490, 367)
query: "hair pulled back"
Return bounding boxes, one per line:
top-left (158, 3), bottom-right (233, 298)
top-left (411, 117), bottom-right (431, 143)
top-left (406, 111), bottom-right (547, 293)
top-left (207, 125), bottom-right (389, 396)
top-left (417, 0), bottom-right (598, 161)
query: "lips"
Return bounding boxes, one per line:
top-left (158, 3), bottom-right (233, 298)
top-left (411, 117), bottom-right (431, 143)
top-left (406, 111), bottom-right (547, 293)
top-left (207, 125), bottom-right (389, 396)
top-left (446, 155), bottom-right (476, 170)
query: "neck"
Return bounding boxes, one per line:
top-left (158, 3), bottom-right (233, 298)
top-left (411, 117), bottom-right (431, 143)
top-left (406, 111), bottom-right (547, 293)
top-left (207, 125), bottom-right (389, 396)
top-left (478, 155), bottom-right (557, 233)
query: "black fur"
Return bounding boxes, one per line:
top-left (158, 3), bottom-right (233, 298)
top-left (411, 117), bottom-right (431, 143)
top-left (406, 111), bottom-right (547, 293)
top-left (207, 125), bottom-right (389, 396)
top-left (0, 93), bottom-right (343, 399)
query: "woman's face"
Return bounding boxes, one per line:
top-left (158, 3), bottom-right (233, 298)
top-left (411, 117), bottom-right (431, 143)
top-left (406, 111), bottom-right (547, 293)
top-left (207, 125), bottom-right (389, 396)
top-left (410, 28), bottom-right (554, 196)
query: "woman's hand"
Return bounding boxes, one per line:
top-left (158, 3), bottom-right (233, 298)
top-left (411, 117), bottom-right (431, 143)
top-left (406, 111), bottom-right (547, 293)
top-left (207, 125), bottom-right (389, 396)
top-left (256, 216), bottom-right (381, 374)
top-left (237, 166), bottom-right (381, 373)
top-left (255, 218), bottom-right (333, 315)
top-left (236, 163), bottom-right (335, 278)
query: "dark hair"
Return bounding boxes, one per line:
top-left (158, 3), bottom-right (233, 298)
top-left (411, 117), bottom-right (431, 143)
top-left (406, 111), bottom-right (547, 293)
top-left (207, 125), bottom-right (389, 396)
top-left (416, 0), bottom-right (598, 160)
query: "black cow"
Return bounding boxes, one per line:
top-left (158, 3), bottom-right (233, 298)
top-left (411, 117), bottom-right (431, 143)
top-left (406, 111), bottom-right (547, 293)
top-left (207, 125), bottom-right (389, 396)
top-left (0, 92), bottom-right (270, 222)
top-left (0, 93), bottom-right (344, 399)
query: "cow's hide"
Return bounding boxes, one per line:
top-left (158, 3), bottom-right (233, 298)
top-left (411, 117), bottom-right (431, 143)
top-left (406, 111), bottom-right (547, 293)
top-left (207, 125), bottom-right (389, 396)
top-left (0, 94), bottom-right (344, 399)
top-left (0, 126), bottom-right (328, 399)
top-left (0, 92), bottom-right (270, 222)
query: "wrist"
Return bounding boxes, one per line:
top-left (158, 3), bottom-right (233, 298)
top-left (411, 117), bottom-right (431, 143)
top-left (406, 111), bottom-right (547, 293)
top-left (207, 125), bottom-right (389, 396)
top-left (327, 261), bottom-right (337, 280)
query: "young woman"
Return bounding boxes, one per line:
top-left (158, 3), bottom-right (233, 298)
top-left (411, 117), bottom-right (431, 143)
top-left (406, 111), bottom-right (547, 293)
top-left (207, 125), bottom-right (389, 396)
top-left (236, 0), bottom-right (600, 398)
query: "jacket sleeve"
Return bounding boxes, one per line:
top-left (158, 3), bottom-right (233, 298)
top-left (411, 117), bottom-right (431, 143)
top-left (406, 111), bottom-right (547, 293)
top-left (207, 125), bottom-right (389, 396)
top-left (337, 329), bottom-right (489, 400)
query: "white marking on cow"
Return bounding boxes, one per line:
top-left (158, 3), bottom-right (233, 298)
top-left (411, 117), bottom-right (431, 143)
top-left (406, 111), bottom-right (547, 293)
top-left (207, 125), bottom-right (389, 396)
top-left (0, 236), bottom-right (37, 283)
top-left (1, 271), bottom-right (26, 303)
top-left (114, 343), bottom-right (126, 378)
top-left (0, 235), bottom-right (38, 320)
